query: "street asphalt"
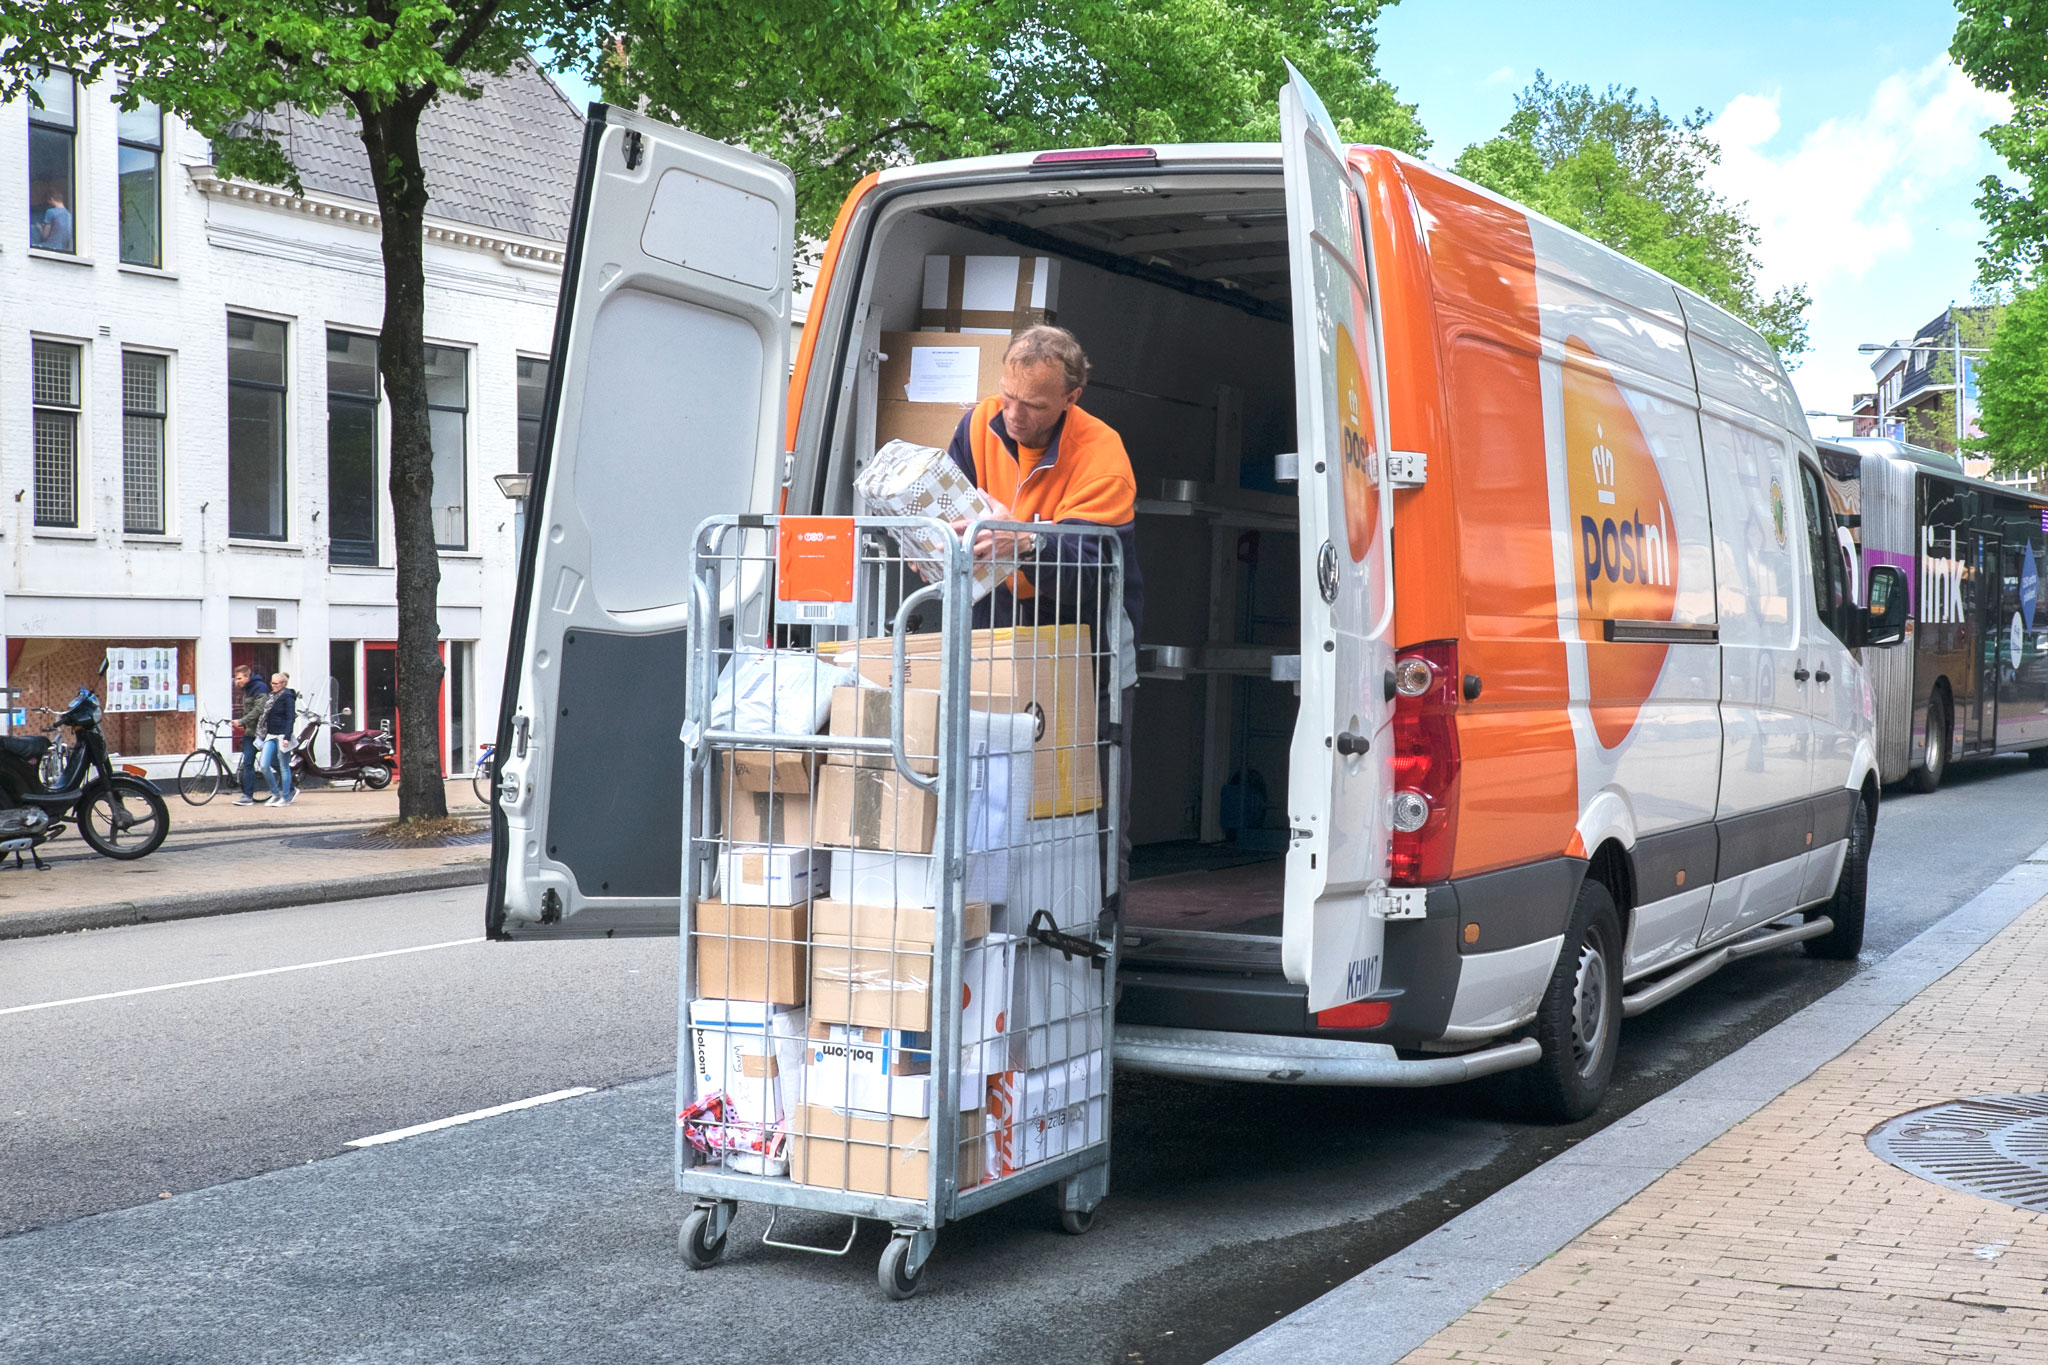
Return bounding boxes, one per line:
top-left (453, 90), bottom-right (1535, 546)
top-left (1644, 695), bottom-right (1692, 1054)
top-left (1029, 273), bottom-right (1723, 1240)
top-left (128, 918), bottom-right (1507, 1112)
top-left (4, 756), bottom-right (2047, 1362)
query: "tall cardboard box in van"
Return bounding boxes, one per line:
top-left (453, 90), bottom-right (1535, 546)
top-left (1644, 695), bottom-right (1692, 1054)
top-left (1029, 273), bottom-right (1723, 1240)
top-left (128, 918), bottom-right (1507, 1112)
top-left (874, 331), bottom-right (1010, 450)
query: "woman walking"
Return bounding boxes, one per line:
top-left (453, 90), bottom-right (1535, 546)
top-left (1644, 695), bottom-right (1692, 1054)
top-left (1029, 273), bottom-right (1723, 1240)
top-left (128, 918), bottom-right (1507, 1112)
top-left (260, 672), bottom-right (298, 807)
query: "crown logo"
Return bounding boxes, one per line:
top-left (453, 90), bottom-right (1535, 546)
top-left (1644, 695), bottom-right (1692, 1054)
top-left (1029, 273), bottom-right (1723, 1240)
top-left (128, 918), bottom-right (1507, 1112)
top-left (1590, 423), bottom-right (1616, 504)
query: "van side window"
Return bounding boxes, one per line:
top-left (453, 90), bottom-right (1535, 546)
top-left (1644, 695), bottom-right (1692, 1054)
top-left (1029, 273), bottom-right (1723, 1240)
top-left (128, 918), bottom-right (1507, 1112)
top-left (1798, 463), bottom-right (1843, 635)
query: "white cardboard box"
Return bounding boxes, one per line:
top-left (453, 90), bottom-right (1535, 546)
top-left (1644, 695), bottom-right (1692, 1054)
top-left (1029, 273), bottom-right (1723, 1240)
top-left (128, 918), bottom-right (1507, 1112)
top-left (919, 254), bottom-right (1061, 334)
top-left (1004, 814), bottom-right (1103, 935)
top-left (719, 844), bottom-right (827, 906)
top-left (1009, 939), bottom-right (1109, 1071)
top-left (687, 1000), bottom-right (809, 1132)
top-left (804, 1023), bottom-right (974, 1118)
top-left (984, 1050), bottom-right (1106, 1178)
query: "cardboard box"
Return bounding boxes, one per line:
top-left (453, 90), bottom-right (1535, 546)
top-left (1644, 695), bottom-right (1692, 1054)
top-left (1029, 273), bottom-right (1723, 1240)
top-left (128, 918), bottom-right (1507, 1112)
top-left (789, 1103), bottom-right (985, 1198)
top-left (817, 764), bottom-right (938, 853)
top-left (877, 398), bottom-right (972, 451)
top-left (1009, 814), bottom-right (1104, 933)
top-left (719, 845), bottom-right (827, 906)
top-left (918, 255), bottom-right (1060, 334)
top-left (804, 1022), bottom-right (982, 1118)
top-left (823, 626), bottom-right (1098, 818)
top-left (686, 1000), bottom-right (808, 1136)
top-left (812, 896), bottom-right (990, 947)
top-left (810, 925), bottom-right (1015, 1039)
top-left (853, 435), bottom-right (1004, 602)
top-left (1008, 935), bottom-right (1108, 1070)
top-left (693, 900), bottom-right (808, 1007)
top-left (827, 686), bottom-right (939, 773)
top-left (877, 330), bottom-right (1011, 404)
top-left (727, 748), bottom-right (815, 794)
top-left (984, 1050), bottom-right (1105, 1180)
top-left (721, 783), bottom-right (815, 846)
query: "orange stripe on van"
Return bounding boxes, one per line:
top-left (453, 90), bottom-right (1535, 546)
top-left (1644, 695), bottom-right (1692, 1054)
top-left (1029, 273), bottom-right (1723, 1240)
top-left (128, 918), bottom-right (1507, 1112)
top-left (786, 172), bottom-right (881, 457)
top-left (1371, 156), bottom-right (1579, 877)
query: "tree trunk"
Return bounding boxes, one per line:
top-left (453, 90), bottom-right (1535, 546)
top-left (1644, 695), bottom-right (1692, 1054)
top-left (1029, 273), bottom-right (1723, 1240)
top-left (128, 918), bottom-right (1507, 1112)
top-left (360, 99), bottom-right (448, 821)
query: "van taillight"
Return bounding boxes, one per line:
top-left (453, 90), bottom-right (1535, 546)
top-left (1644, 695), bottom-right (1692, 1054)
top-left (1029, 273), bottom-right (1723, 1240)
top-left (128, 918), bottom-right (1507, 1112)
top-left (1388, 640), bottom-right (1460, 886)
top-left (1030, 147), bottom-right (1159, 169)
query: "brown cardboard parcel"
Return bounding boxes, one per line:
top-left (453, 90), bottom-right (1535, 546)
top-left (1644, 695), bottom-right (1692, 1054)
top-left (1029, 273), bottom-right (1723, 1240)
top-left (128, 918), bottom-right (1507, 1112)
top-left (823, 625), bottom-right (1098, 818)
top-left (693, 901), bottom-right (808, 1007)
top-left (809, 898), bottom-right (992, 1032)
top-left (816, 764), bottom-right (937, 853)
top-left (828, 685), bottom-right (939, 773)
top-left (721, 783), bottom-right (815, 846)
top-left (727, 748), bottom-right (815, 793)
top-left (790, 1103), bottom-right (985, 1198)
top-left (874, 331), bottom-right (1008, 448)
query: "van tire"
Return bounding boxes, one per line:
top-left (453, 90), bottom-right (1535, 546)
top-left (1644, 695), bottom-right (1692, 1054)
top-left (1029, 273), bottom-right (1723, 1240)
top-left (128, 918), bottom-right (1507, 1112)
top-left (1511, 878), bottom-right (1622, 1124)
top-left (1804, 797), bottom-right (1870, 960)
top-left (1907, 694), bottom-right (1949, 793)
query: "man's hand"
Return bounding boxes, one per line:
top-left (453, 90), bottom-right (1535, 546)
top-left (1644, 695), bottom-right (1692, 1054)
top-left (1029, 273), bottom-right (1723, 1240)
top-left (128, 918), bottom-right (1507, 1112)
top-left (952, 499), bottom-right (1035, 565)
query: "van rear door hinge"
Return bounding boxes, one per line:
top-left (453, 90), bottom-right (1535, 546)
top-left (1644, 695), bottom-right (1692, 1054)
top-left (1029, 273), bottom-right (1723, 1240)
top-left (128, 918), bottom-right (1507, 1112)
top-left (1385, 451), bottom-right (1428, 488)
top-left (1371, 887), bottom-right (1428, 921)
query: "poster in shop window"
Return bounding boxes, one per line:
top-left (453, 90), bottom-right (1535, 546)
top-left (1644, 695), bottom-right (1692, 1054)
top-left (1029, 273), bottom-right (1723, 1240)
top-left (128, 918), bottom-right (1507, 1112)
top-left (104, 647), bottom-right (178, 712)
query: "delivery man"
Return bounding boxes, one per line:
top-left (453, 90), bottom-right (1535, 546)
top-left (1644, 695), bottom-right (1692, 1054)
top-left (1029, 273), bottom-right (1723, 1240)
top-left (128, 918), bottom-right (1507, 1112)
top-left (945, 324), bottom-right (1143, 900)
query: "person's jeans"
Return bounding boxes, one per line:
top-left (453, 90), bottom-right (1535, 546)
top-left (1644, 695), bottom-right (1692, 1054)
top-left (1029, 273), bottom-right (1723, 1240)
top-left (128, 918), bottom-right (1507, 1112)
top-left (239, 736), bottom-right (268, 798)
top-left (261, 736), bottom-right (293, 801)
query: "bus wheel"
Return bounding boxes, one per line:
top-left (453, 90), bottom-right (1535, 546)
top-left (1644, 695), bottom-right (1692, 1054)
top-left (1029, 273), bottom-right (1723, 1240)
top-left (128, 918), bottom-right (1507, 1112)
top-left (1512, 878), bottom-right (1622, 1124)
top-left (1805, 797), bottom-right (1869, 960)
top-left (1907, 695), bottom-right (1948, 794)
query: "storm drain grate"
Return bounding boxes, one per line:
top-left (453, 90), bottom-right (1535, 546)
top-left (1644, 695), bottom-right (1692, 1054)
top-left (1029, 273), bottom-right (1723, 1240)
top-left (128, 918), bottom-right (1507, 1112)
top-left (1868, 1093), bottom-right (2048, 1212)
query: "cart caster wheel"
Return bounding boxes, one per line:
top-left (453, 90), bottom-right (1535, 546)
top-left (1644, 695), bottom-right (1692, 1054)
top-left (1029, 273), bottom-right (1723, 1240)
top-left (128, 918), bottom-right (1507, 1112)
top-left (681, 1207), bottom-right (728, 1270)
top-left (1058, 1205), bottom-right (1098, 1236)
top-left (880, 1235), bottom-right (924, 1299)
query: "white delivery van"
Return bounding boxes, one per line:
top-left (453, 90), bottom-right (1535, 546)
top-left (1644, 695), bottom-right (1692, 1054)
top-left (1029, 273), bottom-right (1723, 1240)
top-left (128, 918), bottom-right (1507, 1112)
top-left (488, 69), bottom-right (1910, 1120)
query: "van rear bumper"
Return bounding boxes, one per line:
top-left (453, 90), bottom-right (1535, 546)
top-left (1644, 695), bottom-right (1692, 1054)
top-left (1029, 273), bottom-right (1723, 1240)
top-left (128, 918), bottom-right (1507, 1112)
top-left (1114, 1025), bottom-right (1542, 1086)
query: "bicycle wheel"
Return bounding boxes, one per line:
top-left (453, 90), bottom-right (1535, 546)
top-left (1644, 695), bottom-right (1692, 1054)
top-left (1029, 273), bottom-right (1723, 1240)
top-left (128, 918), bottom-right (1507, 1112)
top-left (471, 756), bottom-right (493, 807)
top-left (179, 749), bottom-right (225, 805)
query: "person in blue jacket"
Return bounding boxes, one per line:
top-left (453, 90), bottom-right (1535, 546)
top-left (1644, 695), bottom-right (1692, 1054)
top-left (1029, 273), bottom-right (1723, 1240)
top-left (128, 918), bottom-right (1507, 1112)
top-left (260, 673), bottom-right (298, 807)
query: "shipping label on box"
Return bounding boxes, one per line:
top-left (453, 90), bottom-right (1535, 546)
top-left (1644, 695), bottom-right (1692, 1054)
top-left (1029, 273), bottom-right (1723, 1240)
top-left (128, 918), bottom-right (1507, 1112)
top-left (694, 900), bottom-right (809, 1007)
top-left (918, 256), bottom-right (1060, 334)
top-left (719, 845), bottom-right (827, 907)
top-left (984, 1050), bottom-right (1105, 1180)
top-left (789, 1104), bottom-right (985, 1198)
top-left (828, 686), bottom-right (939, 773)
top-left (685, 1000), bottom-right (808, 1138)
top-left (721, 783), bottom-right (816, 846)
top-left (816, 764), bottom-right (938, 854)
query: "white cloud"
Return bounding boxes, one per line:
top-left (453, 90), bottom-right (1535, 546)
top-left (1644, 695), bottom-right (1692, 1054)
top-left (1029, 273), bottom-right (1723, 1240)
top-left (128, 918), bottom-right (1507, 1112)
top-left (1703, 58), bottom-right (2010, 428)
top-left (1483, 66), bottom-right (1517, 89)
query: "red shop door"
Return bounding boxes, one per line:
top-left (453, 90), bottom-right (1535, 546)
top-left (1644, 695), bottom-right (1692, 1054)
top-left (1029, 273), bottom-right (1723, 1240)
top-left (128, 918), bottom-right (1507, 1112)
top-left (364, 641), bottom-right (448, 776)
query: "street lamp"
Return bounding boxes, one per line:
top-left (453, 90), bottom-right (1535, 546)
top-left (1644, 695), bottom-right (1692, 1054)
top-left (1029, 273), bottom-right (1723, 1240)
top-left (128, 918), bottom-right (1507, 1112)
top-left (1857, 304), bottom-right (1991, 451)
top-left (494, 472), bottom-right (533, 558)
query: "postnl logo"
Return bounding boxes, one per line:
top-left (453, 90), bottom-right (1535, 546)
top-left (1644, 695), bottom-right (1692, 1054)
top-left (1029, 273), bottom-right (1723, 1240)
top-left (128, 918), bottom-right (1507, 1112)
top-left (1335, 323), bottom-right (1377, 563)
top-left (1563, 338), bottom-right (1677, 749)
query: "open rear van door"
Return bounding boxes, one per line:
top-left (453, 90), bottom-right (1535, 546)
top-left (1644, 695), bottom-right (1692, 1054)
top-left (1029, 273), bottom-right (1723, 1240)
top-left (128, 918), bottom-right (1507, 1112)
top-left (1277, 68), bottom-right (1402, 1012)
top-left (488, 109), bottom-right (795, 940)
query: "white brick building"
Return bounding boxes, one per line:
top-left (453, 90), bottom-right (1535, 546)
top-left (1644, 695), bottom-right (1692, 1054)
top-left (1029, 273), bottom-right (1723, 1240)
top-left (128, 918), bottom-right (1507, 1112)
top-left (2, 60), bottom-right (582, 777)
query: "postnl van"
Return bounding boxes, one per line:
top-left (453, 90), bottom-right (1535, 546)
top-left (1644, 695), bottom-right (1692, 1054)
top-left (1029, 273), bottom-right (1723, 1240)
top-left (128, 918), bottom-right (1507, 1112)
top-left (488, 70), bottom-right (1910, 1121)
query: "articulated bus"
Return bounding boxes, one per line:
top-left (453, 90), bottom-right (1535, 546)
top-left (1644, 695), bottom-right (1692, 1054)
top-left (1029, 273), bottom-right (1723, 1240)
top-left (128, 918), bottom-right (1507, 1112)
top-left (1819, 438), bottom-right (2048, 791)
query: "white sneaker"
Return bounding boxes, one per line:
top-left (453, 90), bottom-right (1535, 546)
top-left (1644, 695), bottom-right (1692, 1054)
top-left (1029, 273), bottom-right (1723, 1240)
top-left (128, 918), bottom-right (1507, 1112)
top-left (282, 792), bottom-right (297, 805)
top-left (232, 795), bottom-right (255, 806)
top-left (264, 796), bottom-right (283, 807)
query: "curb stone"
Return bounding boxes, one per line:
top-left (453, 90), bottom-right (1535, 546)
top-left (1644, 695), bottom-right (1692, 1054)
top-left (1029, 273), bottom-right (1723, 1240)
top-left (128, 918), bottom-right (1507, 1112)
top-left (0, 862), bottom-right (491, 941)
top-left (1216, 838), bottom-right (2048, 1365)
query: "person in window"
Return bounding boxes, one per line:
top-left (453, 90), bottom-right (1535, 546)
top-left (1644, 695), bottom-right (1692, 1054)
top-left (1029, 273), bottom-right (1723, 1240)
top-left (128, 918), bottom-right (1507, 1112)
top-left (34, 190), bottom-right (73, 253)
top-left (261, 673), bottom-right (298, 807)
top-left (232, 665), bottom-right (271, 806)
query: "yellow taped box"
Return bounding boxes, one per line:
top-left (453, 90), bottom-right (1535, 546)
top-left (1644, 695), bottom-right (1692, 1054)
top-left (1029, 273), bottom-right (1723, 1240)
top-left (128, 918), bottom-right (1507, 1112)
top-left (789, 1103), bottom-right (985, 1198)
top-left (821, 625), bottom-right (1097, 819)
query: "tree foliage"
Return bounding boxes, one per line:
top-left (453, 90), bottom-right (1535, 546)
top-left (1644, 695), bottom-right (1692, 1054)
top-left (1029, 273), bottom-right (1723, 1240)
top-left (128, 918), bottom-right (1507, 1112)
top-left (595, 0), bottom-right (1428, 242)
top-left (1453, 73), bottom-right (1810, 357)
top-left (1975, 287), bottom-right (2048, 474)
top-left (1952, 0), bottom-right (2048, 286)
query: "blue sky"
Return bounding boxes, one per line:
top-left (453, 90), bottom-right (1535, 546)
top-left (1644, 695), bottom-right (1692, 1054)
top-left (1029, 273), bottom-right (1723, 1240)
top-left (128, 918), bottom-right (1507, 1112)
top-left (551, 4), bottom-right (2009, 433)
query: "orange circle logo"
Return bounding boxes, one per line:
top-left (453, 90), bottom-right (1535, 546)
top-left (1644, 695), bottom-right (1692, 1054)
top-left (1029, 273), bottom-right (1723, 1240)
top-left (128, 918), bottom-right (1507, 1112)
top-left (1336, 323), bottom-right (1376, 563)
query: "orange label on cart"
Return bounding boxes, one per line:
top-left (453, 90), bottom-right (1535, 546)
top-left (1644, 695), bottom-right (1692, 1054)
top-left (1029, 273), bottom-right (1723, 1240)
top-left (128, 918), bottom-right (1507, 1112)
top-left (777, 517), bottom-right (857, 603)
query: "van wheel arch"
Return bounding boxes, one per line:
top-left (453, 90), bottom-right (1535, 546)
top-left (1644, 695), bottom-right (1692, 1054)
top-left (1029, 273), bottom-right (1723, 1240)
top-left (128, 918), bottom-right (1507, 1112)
top-left (1585, 838), bottom-right (1636, 942)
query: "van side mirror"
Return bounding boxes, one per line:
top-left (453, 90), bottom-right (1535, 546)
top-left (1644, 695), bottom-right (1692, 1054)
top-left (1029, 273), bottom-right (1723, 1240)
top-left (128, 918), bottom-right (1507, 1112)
top-left (1865, 565), bottom-right (1909, 647)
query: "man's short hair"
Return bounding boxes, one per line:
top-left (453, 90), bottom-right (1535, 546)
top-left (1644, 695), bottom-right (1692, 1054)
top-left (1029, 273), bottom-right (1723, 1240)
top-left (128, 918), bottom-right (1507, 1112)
top-left (1005, 325), bottom-right (1090, 392)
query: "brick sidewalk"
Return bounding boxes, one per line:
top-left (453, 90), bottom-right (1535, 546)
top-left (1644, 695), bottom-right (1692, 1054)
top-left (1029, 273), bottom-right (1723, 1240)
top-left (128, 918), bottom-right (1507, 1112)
top-left (1405, 896), bottom-right (2048, 1365)
top-left (0, 778), bottom-right (490, 927)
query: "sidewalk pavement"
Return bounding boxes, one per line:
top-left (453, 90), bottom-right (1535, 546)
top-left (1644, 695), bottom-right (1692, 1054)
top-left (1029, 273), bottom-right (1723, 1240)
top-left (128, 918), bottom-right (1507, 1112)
top-left (0, 778), bottom-right (492, 939)
top-left (1225, 845), bottom-right (2048, 1365)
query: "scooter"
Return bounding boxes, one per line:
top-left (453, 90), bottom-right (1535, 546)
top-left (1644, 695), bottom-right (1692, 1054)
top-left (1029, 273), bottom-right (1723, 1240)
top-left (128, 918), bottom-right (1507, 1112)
top-left (287, 709), bottom-right (395, 790)
top-left (0, 681), bottom-right (171, 865)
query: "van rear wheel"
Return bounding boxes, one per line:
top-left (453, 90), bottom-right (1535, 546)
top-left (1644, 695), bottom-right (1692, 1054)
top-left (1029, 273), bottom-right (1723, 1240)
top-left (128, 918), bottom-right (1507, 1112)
top-left (1804, 797), bottom-right (1870, 960)
top-left (1510, 878), bottom-right (1622, 1124)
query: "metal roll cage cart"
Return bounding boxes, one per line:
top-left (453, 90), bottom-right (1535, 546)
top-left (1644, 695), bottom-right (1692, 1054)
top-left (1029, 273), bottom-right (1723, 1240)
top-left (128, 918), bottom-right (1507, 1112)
top-left (677, 512), bottom-right (1124, 1298)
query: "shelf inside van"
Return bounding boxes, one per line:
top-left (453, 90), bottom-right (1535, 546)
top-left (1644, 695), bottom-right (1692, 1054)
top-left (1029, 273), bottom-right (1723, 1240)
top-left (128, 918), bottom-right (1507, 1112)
top-left (1134, 478), bottom-right (1295, 531)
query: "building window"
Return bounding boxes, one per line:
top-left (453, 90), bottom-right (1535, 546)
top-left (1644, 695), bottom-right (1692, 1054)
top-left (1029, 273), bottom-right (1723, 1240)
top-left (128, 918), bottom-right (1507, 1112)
top-left (122, 351), bottom-right (168, 534)
top-left (28, 70), bottom-right (76, 254)
top-left (448, 641), bottom-right (475, 775)
top-left (32, 340), bottom-right (82, 528)
top-left (117, 94), bottom-right (162, 268)
top-left (516, 355), bottom-right (549, 474)
top-left (327, 330), bottom-right (380, 565)
top-left (426, 344), bottom-right (468, 549)
top-left (227, 313), bottom-right (288, 540)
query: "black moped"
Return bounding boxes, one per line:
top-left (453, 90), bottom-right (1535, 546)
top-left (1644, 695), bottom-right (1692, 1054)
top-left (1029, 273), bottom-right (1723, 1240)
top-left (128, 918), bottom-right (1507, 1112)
top-left (0, 683), bottom-right (170, 865)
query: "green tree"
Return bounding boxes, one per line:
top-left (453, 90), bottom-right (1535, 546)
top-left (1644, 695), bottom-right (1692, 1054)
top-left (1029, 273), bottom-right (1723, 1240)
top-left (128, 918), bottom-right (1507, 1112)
top-left (596, 0), bottom-right (1428, 243)
top-left (1974, 287), bottom-right (2048, 475)
top-left (1952, 0), bottom-right (2048, 286)
top-left (0, 0), bottom-right (892, 820)
top-left (1453, 73), bottom-right (1811, 357)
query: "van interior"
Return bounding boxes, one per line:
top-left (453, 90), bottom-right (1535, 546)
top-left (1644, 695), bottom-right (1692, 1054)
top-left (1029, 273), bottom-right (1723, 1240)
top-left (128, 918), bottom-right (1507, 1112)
top-left (815, 174), bottom-right (1301, 937)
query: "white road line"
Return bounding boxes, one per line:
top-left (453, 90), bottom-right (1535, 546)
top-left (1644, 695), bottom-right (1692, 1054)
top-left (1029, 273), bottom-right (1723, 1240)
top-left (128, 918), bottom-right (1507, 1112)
top-left (0, 937), bottom-right (486, 1016)
top-left (345, 1087), bottom-right (596, 1148)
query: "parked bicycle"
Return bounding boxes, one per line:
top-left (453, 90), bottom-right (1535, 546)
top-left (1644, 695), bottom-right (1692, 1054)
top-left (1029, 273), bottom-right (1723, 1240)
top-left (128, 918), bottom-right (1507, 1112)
top-left (472, 742), bottom-right (496, 806)
top-left (177, 718), bottom-right (240, 806)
